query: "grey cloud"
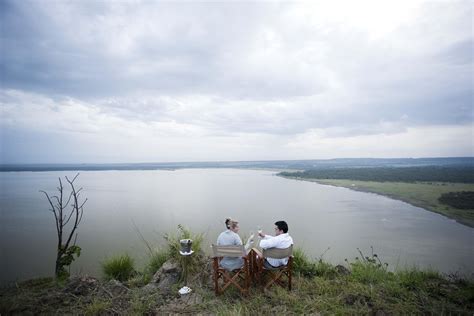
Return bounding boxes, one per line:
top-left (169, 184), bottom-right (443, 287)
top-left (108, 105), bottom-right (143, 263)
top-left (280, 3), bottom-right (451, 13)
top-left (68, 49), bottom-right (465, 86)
top-left (0, 1), bottom-right (326, 99)
top-left (1, 0), bottom-right (472, 139)
top-left (436, 39), bottom-right (473, 65)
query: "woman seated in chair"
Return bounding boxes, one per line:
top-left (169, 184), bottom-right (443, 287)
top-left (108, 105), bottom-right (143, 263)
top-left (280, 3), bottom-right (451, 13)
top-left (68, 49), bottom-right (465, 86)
top-left (216, 218), bottom-right (244, 271)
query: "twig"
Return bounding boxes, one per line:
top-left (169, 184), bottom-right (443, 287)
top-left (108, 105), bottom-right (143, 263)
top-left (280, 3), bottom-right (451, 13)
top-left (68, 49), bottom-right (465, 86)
top-left (132, 220), bottom-right (154, 256)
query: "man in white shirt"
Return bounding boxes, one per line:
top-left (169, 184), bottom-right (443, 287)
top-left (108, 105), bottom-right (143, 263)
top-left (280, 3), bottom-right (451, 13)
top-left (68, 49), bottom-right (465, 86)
top-left (258, 220), bottom-right (293, 267)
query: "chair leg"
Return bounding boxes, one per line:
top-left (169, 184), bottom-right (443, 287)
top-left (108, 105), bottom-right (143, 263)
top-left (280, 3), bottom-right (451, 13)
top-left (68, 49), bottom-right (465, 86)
top-left (213, 259), bottom-right (220, 295)
top-left (288, 271), bottom-right (292, 291)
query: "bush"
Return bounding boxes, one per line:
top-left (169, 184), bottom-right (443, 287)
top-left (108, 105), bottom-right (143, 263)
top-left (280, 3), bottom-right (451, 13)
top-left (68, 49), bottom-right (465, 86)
top-left (314, 260), bottom-right (337, 278)
top-left (164, 225), bottom-right (205, 281)
top-left (145, 249), bottom-right (169, 276)
top-left (438, 191), bottom-right (474, 209)
top-left (101, 253), bottom-right (135, 282)
top-left (397, 268), bottom-right (441, 290)
top-left (349, 248), bottom-right (391, 284)
top-left (293, 247), bottom-right (317, 277)
top-left (85, 298), bottom-right (111, 316)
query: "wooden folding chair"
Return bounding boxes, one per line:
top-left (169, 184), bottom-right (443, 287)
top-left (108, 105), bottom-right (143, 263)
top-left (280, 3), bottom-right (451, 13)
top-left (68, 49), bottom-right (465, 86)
top-left (211, 244), bottom-right (251, 295)
top-left (253, 245), bottom-right (293, 291)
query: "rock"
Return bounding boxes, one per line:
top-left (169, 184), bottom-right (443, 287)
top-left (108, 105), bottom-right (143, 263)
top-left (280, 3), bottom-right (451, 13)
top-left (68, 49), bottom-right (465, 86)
top-left (335, 265), bottom-right (350, 275)
top-left (179, 292), bottom-right (202, 305)
top-left (150, 260), bottom-right (182, 294)
top-left (344, 293), bottom-right (372, 307)
top-left (373, 309), bottom-right (387, 316)
top-left (103, 279), bottom-right (129, 296)
top-left (142, 283), bottom-right (158, 293)
top-left (63, 276), bottom-right (99, 296)
top-left (157, 292), bottom-right (203, 313)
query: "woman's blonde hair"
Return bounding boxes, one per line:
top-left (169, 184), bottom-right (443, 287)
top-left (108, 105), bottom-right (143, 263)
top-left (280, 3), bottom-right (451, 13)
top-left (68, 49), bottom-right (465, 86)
top-left (225, 217), bottom-right (239, 229)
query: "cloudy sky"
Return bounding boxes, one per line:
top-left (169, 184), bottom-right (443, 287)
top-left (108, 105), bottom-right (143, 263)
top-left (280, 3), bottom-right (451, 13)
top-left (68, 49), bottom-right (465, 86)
top-left (0, 0), bottom-right (472, 163)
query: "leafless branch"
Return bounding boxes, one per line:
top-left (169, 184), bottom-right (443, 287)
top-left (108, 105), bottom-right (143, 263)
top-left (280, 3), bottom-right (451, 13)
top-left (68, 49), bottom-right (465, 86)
top-left (41, 173), bottom-right (85, 278)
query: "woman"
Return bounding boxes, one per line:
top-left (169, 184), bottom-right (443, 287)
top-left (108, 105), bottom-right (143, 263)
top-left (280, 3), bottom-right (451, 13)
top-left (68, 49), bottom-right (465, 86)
top-left (216, 218), bottom-right (244, 271)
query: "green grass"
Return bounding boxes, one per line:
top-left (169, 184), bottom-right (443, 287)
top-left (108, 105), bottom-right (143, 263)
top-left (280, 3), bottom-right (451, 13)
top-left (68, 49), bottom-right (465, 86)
top-left (145, 249), bottom-right (169, 276)
top-left (164, 224), bottom-right (204, 281)
top-left (84, 298), bottom-right (112, 316)
top-left (2, 227), bottom-right (473, 315)
top-left (101, 253), bottom-right (135, 282)
top-left (291, 178), bottom-right (474, 227)
top-left (128, 290), bottom-right (163, 315)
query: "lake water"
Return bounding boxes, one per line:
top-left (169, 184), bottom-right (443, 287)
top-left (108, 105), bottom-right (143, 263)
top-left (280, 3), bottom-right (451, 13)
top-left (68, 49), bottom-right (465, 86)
top-left (1, 169), bottom-right (473, 283)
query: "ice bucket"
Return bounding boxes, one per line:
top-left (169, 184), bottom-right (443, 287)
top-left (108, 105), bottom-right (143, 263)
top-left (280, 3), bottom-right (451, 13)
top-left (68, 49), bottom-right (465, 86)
top-left (180, 239), bottom-right (193, 254)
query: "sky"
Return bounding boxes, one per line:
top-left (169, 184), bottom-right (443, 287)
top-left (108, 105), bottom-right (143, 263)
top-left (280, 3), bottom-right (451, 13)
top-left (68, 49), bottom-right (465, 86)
top-left (0, 0), bottom-right (472, 163)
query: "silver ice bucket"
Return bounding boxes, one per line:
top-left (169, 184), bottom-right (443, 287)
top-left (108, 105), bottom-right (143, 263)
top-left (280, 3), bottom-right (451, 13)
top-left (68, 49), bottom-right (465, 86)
top-left (180, 239), bottom-right (193, 254)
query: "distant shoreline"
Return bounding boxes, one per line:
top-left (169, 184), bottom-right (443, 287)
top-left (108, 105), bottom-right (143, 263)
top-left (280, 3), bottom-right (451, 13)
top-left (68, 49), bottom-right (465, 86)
top-left (279, 175), bottom-right (474, 228)
top-left (1, 157), bottom-right (473, 172)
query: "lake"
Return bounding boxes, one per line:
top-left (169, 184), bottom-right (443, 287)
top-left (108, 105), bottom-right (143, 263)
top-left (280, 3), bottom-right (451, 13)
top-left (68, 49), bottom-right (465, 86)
top-left (1, 168), bottom-right (473, 284)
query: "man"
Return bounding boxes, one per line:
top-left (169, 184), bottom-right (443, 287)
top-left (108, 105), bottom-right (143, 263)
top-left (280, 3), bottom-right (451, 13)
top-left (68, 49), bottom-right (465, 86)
top-left (258, 220), bottom-right (293, 267)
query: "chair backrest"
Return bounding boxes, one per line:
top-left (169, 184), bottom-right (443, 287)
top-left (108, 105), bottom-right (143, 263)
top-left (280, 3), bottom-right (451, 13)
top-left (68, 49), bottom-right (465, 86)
top-left (212, 244), bottom-right (245, 258)
top-left (262, 244), bottom-right (293, 259)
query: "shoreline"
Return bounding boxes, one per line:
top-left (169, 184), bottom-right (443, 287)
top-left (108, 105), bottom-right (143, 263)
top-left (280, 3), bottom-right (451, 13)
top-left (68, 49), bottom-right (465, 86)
top-left (279, 175), bottom-right (474, 228)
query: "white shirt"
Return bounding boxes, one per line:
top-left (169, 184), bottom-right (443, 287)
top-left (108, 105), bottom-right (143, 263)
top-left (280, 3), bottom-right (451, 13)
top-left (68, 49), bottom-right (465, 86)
top-left (259, 233), bottom-right (293, 267)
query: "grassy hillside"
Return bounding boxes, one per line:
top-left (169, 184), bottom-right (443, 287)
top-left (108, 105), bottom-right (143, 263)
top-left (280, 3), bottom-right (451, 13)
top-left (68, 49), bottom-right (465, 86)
top-left (1, 225), bottom-right (473, 315)
top-left (1, 250), bottom-right (473, 315)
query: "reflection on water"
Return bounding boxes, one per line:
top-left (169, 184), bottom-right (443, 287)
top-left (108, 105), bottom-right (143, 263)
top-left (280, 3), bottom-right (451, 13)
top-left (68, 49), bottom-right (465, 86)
top-left (1, 169), bottom-right (473, 283)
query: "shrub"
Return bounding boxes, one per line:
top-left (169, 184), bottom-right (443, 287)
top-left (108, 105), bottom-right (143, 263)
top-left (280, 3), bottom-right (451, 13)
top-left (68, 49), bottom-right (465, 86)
top-left (145, 249), bottom-right (169, 276)
top-left (293, 247), bottom-right (317, 277)
top-left (164, 224), bottom-right (205, 281)
top-left (349, 248), bottom-right (391, 284)
top-left (101, 253), bottom-right (135, 282)
top-left (314, 259), bottom-right (337, 278)
top-left (397, 268), bottom-right (441, 290)
top-left (438, 191), bottom-right (474, 209)
top-left (85, 298), bottom-right (111, 316)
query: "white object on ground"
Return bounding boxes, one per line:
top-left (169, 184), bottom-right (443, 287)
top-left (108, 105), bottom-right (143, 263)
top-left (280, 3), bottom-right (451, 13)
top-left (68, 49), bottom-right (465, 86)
top-left (179, 286), bottom-right (192, 295)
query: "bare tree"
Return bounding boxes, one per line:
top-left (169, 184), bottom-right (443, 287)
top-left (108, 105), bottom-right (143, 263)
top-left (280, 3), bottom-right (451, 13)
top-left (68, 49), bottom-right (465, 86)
top-left (40, 173), bottom-right (87, 279)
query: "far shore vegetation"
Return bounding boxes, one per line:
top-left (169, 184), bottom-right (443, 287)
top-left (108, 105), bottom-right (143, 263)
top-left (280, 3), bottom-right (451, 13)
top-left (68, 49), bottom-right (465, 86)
top-left (1, 225), bottom-right (473, 315)
top-left (279, 166), bottom-right (474, 228)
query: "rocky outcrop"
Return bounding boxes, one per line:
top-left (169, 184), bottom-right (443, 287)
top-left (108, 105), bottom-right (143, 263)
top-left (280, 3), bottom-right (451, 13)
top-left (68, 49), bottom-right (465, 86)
top-left (145, 260), bottom-right (182, 294)
top-left (63, 276), bottom-right (100, 296)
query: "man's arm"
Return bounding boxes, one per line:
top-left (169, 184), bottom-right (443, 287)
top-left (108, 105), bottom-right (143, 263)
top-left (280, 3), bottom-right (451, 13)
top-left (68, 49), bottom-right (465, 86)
top-left (259, 235), bottom-right (279, 249)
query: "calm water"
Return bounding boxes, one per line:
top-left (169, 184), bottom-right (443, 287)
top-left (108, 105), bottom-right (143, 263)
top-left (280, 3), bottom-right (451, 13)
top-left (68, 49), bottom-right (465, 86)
top-left (1, 169), bottom-right (473, 283)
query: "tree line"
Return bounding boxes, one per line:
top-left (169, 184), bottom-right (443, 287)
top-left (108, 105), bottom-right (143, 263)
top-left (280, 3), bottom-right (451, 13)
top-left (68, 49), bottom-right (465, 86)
top-left (279, 166), bottom-right (474, 183)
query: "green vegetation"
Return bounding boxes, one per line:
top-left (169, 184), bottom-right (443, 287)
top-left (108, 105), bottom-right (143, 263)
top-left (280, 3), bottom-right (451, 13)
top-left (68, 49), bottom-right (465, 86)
top-left (439, 191), bottom-right (474, 209)
top-left (144, 249), bottom-right (169, 277)
top-left (163, 224), bottom-right (205, 281)
top-left (3, 250), bottom-right (471, 314)
top-left (280, 166), bottom-right (474, 183)
top-left (84, 298), bottom-right (112, 316)
top-left (101, 253), bottom-right (136, 282)
top-left (2, 227), bottom-right (472, 315)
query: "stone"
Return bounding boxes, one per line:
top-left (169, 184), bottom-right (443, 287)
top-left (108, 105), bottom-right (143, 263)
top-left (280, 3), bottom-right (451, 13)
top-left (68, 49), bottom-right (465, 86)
top-left (104, 279), bottom-right (129, 296)
top-left (63, 276), bottom-right (99, 296)
top-left (335, 265), bottom-right (351, 275)
top-left (150, 260), bottom-right (182, 294)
